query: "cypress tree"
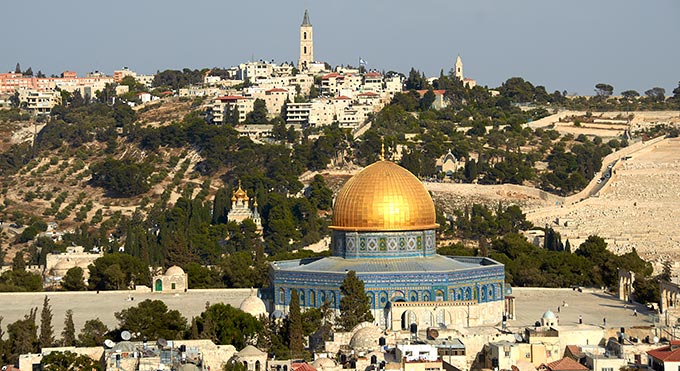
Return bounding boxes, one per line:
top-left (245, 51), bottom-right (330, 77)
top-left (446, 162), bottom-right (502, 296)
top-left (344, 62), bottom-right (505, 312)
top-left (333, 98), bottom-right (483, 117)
top-left (288, 290), bottom-right (304, 358)
top-left (339, 271), bottom-right (374, 331)
top-left (39, 296), bottom-right (54, 349)
top-left (61, 310), bottom-right (76, 346)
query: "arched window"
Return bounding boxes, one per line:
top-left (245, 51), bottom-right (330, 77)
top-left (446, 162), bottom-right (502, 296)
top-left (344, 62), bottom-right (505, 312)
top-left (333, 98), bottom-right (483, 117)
top-left (303, 32), bottom-right (307, 40)
top-left (409, 290), bottom-right (418, 301)
top-left (304, 46), bottom-right (307, 54)
top-left (309, 290), bottom-right (316, 306)
top-left (299, 289), bottom-right (305, 306)
top-left (436, 290), bottom-right (445, 301)
top-left (256, 361), bottom-right (261, 371)
top-left (279, 288), bottom-right (285, 304)
top-left (423, 292), bottom-right (431, 302)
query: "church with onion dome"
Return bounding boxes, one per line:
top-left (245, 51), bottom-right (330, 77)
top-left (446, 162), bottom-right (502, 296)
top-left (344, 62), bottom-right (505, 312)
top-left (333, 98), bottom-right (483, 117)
top-left (269, 152), bottom-right (507, 330)
top-left (227, 180), bottom-right (262, 231)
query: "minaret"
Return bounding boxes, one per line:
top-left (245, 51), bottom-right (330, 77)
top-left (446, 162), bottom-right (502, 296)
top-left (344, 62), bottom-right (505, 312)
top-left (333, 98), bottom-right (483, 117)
top-left (454, 55), bottom-right (464, 81)
top-left (299, 9), bottom-right (314, 70)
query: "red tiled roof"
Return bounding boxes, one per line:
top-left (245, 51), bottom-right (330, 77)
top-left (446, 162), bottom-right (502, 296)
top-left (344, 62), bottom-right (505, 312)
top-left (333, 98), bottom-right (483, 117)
top-left (565, 345), bottom-right (584, 359)
top-left (160, 91), bottom-right (173, 95)
top-left (266, 88), bottom-right (288, 93)
top-left (415, 89), bottom-right (445, 97)
top-left (216, 95), bottom-right (246, 101)
top-left (321, 73), bottom-right (340, 80)
top-left (291, 363), bottom-right (317, 371)
top-left (648, 341), bottom-right (680, 362)
top-left (545, 357), bottom-right (588, 371)
top-left (365, 72), bottom-right (382, 77)
top-left (335, 95), bottom-right (351, 100)
top-left (358, 91), bottom-right (379, 97)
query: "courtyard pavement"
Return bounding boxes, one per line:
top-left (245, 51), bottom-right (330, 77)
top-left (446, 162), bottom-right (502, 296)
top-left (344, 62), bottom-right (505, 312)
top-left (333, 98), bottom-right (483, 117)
top-left (509, 287), bottom-right (655, 330)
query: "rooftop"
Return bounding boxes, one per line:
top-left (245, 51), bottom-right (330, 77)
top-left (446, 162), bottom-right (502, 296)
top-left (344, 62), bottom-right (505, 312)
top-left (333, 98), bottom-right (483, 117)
top-left (271, 255), bottom-right (499, 274)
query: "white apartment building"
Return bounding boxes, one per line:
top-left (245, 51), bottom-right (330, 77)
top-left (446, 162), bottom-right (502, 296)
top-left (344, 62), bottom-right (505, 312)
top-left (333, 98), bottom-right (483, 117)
top-left (18, 90), bottom-right (62, 115)
top-left (237, 61), bottom-right (275, 83)
top-left (209, 95), bottom-right (254, 124)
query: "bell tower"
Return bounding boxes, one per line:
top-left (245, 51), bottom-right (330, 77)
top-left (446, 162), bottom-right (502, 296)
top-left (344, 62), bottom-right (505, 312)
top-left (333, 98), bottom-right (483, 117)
top-left (454, 54), bottom-right (464, 81)
top-left (299, 9), bottom-right (314, 70)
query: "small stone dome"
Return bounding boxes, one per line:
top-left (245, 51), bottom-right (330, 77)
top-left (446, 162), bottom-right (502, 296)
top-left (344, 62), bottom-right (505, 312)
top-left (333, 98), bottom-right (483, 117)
top-left (542, 310), bottom-right (556, 320)
top-left (165, 265), bottom-right (185, 276)
top-left (312, 358), bottom-right (337, 370)
top-left (349, 325), bottom-right (382, 350)
top-left (239, 289), bottom-right (267, 318)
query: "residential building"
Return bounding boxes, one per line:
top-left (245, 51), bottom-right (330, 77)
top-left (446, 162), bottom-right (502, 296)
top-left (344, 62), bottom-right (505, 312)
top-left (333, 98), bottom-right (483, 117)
top-left (18, 90), bottom-right (61, 115)
top-left (209, 95), bottom-right (254, 124)
top-left (648, 341), bottom-right (680, 371)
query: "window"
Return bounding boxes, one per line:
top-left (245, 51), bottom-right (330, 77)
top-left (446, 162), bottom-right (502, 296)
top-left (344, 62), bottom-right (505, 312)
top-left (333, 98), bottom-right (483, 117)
top-left (303, 32), bottom-right (307, 40)
top-left (602, 368), bottom-right (613, 371)
top-left (304, 46), bottom-right (307, 54)
top-left (171, 282), bottom-right (176, 290)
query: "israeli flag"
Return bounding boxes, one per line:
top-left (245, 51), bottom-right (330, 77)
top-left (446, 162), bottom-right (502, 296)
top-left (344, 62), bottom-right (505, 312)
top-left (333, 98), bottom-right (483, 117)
top-left (359, 57), bottom-right (367, 65)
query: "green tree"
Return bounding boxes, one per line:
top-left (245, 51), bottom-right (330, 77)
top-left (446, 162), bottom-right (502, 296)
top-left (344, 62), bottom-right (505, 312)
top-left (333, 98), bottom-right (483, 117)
top-left (420, 89), bottom-right (436, 111)
top-left (77, 318), bottom-right (108, 347)
top-left (88, 253), bottom-right (149, 290)
top-left (245, 99), bottom-right (268, 123)
top-left (621, 90), bottom-right (639, 99)
top-left (195, 303), bottom-right (262, 349)
top-left (41, 351), bottom-right (102, 371)
top-left (308, 174), bottom-right (333, 210)
top-left (62, 267), bottom-right (87, 291)
top-left (61, 310), bottom-right (76, 346)
top-left (338, 271), bottom-right (374, 331)
top-left (594, 83), bottom-right (614, 97)
top-left (6, 307), bottom-right (38, 364)
top-left (645, 87), bottom-right (666, 102)
top-left (115, 299), bottom-right (188, 340)
top-left (288, 290), bottom-right (304, 357)
top-left (40, 296), bottom-right (55, 348)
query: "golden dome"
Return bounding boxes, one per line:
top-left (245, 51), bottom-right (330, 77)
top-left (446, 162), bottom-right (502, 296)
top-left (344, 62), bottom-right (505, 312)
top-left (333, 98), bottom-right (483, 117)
top-left (330, 161), bottom-right (438, 231)
top-left (232, 181), bottom-right (249, 201)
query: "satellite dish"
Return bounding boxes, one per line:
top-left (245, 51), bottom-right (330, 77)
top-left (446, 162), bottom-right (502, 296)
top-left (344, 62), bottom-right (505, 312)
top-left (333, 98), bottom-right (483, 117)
top-left (121, 331), bottom-right (132, 341)
top-left (157, 338), bottom-right (168, 348)
top-left (104, 339), bottom-right (115, 348)
top-left (653, 336), bottom-right (659, 343)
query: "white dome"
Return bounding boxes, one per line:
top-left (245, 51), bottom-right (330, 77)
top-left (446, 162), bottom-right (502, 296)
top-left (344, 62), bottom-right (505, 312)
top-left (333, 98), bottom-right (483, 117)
top-left (165, 265), bottom-right (185, 276)
top-left (239, 290), bottom-right (267, 318)
top-left (542, 310), bottom-right (556, 319)
top-left (312, 358), bottom-right (337, 370)
top-left (349, 325), bottom-right (382, 350)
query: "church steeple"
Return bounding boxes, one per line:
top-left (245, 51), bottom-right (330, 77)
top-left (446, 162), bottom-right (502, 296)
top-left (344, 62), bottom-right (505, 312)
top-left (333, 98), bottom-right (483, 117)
top-left (301, 9), bottom-right (311, 26)
top-left (454, 54), bottom-right (464, 81)
top-left (299, 9), bottom-right (314, 70)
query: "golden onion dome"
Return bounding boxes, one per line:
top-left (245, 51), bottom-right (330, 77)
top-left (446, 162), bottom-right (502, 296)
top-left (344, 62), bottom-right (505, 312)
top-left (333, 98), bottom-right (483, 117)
top-left (232, 181), bottom-right (249, 201)
top-left (330, 160), bottom-right (438, 231)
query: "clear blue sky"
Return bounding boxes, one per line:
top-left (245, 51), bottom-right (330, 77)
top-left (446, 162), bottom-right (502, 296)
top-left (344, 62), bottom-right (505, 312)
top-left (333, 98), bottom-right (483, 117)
top-left (4, 0), bottom-right (679, 95)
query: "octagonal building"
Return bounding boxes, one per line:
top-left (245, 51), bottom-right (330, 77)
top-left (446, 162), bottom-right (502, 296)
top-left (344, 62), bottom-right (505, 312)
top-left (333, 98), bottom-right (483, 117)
top-left (269, 159), bottom-right (506, 330)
